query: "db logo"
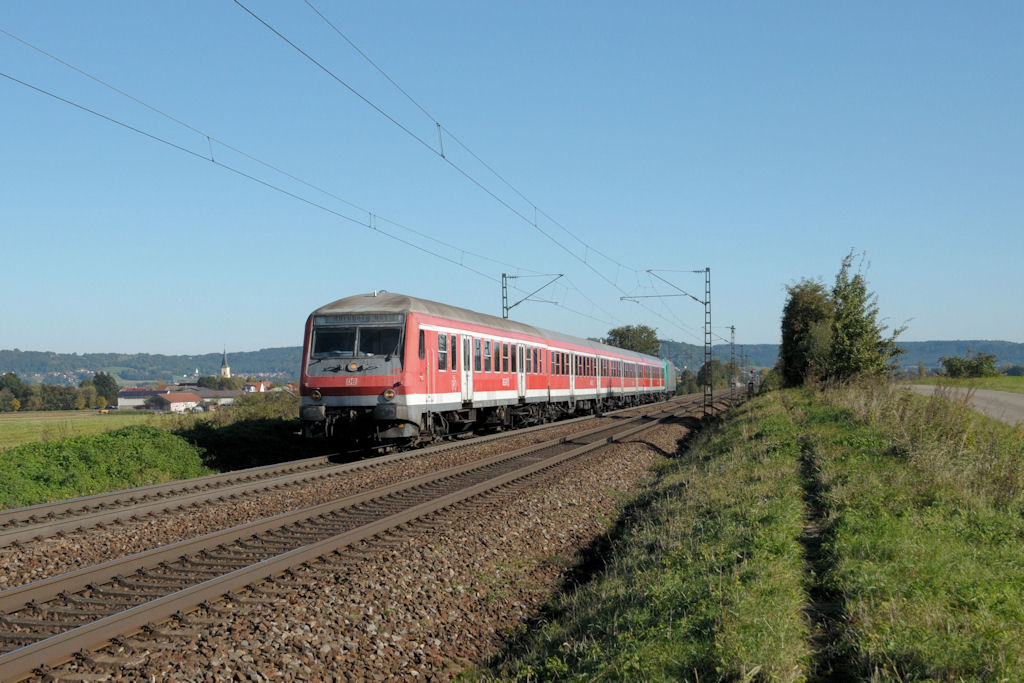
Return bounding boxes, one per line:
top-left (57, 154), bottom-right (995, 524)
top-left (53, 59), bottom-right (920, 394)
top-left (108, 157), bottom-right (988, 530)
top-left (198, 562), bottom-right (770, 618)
top-left (345, 377), bottom-right (358, 386)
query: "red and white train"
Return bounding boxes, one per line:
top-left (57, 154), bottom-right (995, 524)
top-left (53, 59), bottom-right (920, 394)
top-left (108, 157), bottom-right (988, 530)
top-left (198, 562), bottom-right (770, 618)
top-left (299, 291), bottom-right (677, 444)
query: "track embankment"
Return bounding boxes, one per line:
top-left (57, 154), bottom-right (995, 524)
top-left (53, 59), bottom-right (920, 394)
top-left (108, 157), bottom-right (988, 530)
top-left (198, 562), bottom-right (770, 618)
top-left (486, 386), bottom-right (1024, 680)
top-left (0, 394), bottom-right (725, 681)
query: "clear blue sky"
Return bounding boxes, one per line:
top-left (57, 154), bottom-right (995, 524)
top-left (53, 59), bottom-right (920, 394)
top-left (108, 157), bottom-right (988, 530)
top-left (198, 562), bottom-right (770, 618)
top-left (2, 1), bottom-right (1021, 356)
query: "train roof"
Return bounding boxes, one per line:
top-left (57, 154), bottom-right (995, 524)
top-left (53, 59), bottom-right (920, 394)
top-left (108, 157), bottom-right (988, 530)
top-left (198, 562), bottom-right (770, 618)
top-left (311, 292), bottom-right (664, 364)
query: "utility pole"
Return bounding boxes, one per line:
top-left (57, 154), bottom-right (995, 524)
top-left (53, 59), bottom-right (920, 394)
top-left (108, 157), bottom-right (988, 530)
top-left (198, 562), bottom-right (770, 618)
top-left (698, 268), bottom-right (712, 417)
top-left (729, 325), bottom-right (736, 386)
top-left (501, 274), bottom-right (509, 319)
top-left (501, 273), bottom-right (562, 319)
top-left (625, 267), bottom-right (712, 417)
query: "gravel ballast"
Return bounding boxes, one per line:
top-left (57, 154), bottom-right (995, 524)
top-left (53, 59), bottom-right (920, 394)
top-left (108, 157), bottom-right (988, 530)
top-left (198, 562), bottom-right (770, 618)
top-left (0, 414), bottom-right (638, 591)
top-left (43, 420), bottom-right (695, 681)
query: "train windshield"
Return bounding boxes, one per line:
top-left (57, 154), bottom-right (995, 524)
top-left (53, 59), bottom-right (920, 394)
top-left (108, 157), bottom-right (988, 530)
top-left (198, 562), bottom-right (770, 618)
top-left (312, 325), bottom-right (404, 359)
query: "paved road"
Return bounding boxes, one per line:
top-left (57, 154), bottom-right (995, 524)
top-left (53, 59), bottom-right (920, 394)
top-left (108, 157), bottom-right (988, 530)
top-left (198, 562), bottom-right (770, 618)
top-left (901, 385), bottom-right (1024, 428)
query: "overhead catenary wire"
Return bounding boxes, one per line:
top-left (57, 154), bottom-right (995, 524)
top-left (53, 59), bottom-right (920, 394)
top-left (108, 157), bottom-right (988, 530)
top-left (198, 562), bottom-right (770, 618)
top-left (1, 22), bottom-right (709, 343)
top-left (300, 0), bottom-right (638, 277)
top-left (237, 0), bottom-right (654, 305)
top-left (288, 3), bottom-right (712, 344)
top-left (0, 63), bottom-right (615, 328)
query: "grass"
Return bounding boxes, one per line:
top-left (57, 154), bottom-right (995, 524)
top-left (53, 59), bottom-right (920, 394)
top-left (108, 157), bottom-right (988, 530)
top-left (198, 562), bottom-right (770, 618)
top-left (815, 379), bottom-right (1024, 679)
top-left (0, 410), bottom-right (165, 451)
top-left (484, 395), bottom-right (812, 681)
top-left (0, 392), bottom-right (325, 509)
top-left (0, 426), bottom-right (214, 509)
top-left (482, 380), bottom-right (1024, 681)
top-left (908, 375), bottom-right (1024, 394)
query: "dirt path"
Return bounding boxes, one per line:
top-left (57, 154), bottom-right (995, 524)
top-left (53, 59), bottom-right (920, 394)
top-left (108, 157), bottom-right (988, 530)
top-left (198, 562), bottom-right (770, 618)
top-left (901, 385), bottom-right (1024, 427)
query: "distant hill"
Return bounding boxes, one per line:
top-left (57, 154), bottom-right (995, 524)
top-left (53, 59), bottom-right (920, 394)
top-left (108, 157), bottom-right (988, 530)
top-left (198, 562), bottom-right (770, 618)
top-left (0, 348), bottom-right (302, 386)
top-left (660, 339), bottom-right (1024, 372)
top-left (893, 340), bottom-right (1024, 371)
top-left (660, 341), bottom-right (779, 372)
top-left (2, 339), bottom-right (1022, 386)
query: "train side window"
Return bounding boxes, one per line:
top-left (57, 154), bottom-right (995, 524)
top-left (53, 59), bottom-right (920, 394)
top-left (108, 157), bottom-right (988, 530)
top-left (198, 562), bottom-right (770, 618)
top-left (438, 333), bottom-right (447, 371)
top-left (502, 343), bottom-right (509, 373)
top-left (474, 338), bottom-right (481, 372)
top-left (484, 340), bottom-right (492, 372)
top-left (525, 346), bottom-right (532, 374)
top-left (450, 335), bottom-right (458, 371)
top-left (537, 348), bottom-right (543, 375)
top-left (418, 330), bottom-right (425, 360)
top-left (511, 344), bottom-right (517, 372)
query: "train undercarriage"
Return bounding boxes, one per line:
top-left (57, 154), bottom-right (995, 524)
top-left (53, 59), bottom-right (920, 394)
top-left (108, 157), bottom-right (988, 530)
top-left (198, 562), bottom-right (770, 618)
top-left (302, 392), bottom-right (670, 450)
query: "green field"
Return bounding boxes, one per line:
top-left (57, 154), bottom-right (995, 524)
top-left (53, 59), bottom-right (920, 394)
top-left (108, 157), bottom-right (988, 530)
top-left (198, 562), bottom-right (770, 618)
top-left (0, 410), bottom-right (168, 451)
top-left (910, 374), bottom-right (1024, 394)
top-left (486, 381), bottom-right (1024, 680)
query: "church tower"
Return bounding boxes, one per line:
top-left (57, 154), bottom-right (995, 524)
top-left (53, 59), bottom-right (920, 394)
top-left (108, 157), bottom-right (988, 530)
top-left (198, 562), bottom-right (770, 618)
top-left (220, 348), bottom-right (231, 379)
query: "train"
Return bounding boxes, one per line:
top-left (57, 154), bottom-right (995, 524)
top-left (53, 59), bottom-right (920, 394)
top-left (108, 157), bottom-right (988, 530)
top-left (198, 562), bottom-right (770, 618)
top-left (299, 291), bottom-right (677, 445)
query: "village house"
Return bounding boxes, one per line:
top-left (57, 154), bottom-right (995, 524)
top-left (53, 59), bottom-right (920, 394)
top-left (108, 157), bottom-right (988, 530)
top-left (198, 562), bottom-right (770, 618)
top-left (117, 387), bottom-right (163, 410)
top-left (146, 392), bottom-right (204, 414)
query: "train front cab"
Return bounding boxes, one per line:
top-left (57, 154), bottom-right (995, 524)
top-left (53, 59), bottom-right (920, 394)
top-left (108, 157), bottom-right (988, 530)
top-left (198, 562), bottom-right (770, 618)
top-left (299, 311), bottom-right (417, 441)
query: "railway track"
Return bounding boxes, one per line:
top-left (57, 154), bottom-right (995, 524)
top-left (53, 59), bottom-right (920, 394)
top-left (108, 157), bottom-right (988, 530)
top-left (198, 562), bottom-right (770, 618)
top-left (0, 399), bottom-right (674, 550)
top-left (0, 394), bottom-right (719, 681)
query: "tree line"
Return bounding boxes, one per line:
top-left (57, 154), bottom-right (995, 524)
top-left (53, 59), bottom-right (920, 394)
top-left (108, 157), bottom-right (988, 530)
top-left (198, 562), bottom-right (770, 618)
top-left (0, 371), bottom-right (120, 412)
top-left (605, 325), bottom-right (752, 393)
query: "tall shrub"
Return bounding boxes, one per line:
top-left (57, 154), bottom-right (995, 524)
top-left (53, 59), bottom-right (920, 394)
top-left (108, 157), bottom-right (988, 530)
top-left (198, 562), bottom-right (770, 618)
top-left (779, 252), bottom-right (903, 386)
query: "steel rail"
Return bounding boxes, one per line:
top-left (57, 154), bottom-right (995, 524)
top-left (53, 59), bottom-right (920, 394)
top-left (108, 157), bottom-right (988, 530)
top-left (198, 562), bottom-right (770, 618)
top-left (0, 398), bottom-right (695, 613)
top-left (0, 397), bottom-right (704, 681)
top-left (0, 456), bottom-right (336, 530)
top-left (0, 395), bottom-right (691, 548)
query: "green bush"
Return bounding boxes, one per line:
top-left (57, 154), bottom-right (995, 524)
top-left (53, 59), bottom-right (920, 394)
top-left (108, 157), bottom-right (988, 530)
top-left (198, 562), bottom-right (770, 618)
top-left (0, 425), bottom-right (212, 509)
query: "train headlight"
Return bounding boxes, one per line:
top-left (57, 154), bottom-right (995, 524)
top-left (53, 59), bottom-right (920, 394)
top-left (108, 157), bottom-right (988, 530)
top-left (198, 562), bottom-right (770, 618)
top-left (311, 389), bottom-right (322, 400)
top-left (347, 361), bottom-right (360, 372)
top-left (383, 389), bottom-right (396, 401)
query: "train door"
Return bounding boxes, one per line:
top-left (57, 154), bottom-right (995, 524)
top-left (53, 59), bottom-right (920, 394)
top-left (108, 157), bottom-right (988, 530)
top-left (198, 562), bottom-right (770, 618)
top-left (569, 352), bottom-right (576, 402)
top-left (461, 336), bottom-right (473, 402)
top-left (516, 344), bottom-right (526, 399)
top-left (425, 333), bottom-right (435, 404)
